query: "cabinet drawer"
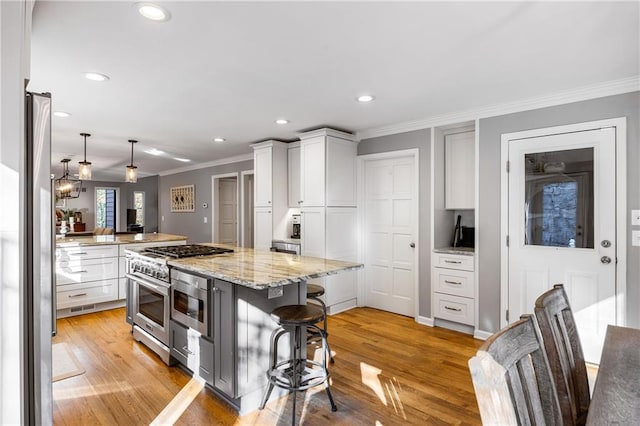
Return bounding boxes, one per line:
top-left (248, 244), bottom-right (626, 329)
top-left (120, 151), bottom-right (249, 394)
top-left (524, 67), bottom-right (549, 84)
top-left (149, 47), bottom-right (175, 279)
top-left (433, 293), bottom-right (475, 326)
top-left (433, 268), bottom-right (474, 298)
top-left (57, 244), bottom-right (118, 261)
top-left (433, 253), bottom-right (474, 271)
top-left (56, 278), bottom-right (118, 309)
top-left (56, 257), bottom-right (118, 285)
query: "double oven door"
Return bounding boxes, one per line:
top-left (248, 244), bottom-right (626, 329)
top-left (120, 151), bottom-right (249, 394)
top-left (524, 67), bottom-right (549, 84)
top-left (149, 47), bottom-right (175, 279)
top-left (130, 274), bottom-right (170, 345)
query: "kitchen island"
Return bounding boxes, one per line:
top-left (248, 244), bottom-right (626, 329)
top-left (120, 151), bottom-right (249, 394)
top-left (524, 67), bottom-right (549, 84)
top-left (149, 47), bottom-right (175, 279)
top-left (163, 245), bottom-right (362, 414)
top-left (55, 233), bottom-right (187, 317)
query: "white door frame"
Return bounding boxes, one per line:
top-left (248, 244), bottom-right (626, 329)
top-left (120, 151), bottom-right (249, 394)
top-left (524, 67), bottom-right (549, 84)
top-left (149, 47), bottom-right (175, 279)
top-left (211, 172), bottom-right (240, 244)
top-left (500, 117), bottom-right (627, 328)
top-left (240, 170), bottom-right (254, 247)
top-left (357, 148), bottom-right (420, 320)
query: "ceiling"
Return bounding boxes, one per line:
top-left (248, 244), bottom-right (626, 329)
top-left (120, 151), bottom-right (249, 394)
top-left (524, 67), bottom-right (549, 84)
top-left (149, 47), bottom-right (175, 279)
top-left (29, 1), bottom-right (639, 182)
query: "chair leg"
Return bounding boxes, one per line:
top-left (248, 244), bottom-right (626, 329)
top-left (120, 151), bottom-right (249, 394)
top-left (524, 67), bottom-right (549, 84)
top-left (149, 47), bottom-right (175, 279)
top-left (291, 390), bottom-right (297, 426)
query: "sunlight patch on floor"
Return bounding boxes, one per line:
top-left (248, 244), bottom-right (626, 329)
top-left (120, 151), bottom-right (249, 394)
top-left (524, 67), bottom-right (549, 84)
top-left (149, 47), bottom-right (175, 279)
top-left (151, 376), bottom-right (204, 426)
top-left (360, 362), bottom-right (407, 420)
top-left (360, 362), bottom-right (387, 405)
top-left (53, 380), bottom-right (134, 400)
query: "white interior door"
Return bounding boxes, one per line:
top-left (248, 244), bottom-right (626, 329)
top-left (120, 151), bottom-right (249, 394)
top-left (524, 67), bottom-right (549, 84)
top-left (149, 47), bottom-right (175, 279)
top-left (218, 178), bottom-right (237, 245)
top-left (507, 127), bottom-right (617, 363)
top-left (363, 155), bottom-right (416, 317)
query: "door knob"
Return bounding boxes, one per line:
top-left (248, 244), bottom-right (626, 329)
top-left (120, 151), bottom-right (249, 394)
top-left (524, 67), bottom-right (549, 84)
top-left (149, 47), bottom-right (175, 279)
top-left (601, 256), bottom-right (612, 264)
top-left (410, 242), bottom-right (415, 248)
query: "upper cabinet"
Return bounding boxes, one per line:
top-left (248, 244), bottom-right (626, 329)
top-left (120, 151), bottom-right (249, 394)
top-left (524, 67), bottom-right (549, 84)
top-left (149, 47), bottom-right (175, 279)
top-left (445, 131), bottom-right (475, 210)
top-left (287, 143), bottom-right (301, 208)
top-left (251, 140), bottom-right (288, 249)
top-left (299, 128), bottom-right (358, 207)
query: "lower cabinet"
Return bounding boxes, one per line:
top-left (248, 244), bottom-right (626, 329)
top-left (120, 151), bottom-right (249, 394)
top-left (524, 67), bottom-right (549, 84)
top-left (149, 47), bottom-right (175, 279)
top-left (170, 278), bottom-right (236, 397)
top-left (432, 252), bottom-right (476, 328)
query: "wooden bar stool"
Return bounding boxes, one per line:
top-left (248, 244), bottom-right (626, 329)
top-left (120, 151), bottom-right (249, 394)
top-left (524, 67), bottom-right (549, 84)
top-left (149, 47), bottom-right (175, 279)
top-left (259, 304), bottom-right (337, 425)
top-left (306, 284), bottom-right (334, 363)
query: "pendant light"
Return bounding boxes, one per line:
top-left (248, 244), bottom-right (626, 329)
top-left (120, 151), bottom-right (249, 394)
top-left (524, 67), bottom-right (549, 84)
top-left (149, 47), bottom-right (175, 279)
top-left (55, 159), bottom-right (82, 199)
top-left (78, 132), bottom-right (92, 180)
top-left (125, 139), bottom-right (138, 183)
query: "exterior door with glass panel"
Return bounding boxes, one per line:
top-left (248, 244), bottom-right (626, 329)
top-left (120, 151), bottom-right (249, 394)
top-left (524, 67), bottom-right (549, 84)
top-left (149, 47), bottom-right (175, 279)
top-left (508, 127), bottom-right (616, 363)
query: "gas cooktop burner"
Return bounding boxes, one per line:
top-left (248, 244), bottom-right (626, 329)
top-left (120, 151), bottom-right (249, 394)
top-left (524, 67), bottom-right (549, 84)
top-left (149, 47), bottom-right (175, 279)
top-left (144, 244), bottom-right (234, 259)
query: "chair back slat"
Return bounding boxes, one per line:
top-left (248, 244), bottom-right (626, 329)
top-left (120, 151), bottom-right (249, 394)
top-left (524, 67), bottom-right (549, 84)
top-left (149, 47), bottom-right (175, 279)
top-left (469, 315), bottom-right (562, 425)
top-left (535, 284), bottom-right (590, 425)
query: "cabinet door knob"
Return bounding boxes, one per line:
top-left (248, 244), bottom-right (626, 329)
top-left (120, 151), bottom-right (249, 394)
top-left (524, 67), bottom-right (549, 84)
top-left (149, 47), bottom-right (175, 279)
top-left (410, 242), bottom-right (415, 248)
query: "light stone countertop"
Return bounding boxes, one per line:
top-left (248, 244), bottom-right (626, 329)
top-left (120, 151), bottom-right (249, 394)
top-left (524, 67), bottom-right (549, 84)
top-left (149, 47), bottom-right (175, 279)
top-left (169, 245), bottom-right (362, 290)
top-left (55, 233), bottom-right (187, 247)
top-left (433, 247), bottom-right (475, 256)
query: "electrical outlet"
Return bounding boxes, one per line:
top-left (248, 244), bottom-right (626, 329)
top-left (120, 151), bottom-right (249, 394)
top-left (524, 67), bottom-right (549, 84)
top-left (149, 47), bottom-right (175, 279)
top-left (633, 230), bottom-right (640, 247)
top-left (268, 287), bottom-right (283, 299)
top-left (204, 217), bottom-right (208, 224)
top-left (632, 209), bottom-right (640, 226)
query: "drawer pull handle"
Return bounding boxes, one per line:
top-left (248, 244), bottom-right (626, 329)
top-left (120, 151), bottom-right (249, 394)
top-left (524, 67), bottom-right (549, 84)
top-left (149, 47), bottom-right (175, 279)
top-left (444, 260), bottom-right (462, 264)
top-left (68, 293), bottom-right (87, 298)
top-left (444, 280), bottom-right (462, 285)
top-left (444, 306), bottom-right (462, 312)
top-left (145, 323), bottom-right (154, 332)
top-left (70, 252), bottom-right (88, 255)
top-left (182, 346), bottom-right (194, 356)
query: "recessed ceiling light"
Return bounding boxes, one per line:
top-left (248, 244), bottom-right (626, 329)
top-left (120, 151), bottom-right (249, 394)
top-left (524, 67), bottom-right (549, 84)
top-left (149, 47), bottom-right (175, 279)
top-left (53, 111), bottom-right (71, 118)
top-left (144, 148), bottom-right (165, 156)
top-left (174, 158), bottom-right (190, 162)
top-left (83, 72), bottom-right (110, 82)
top-left (357, 94), bottom-right (375, 103)
top-left (213, 137), bottom-right (226, 143)
top-left (275, 119), bottom-right (289, 125)
top-left (136, 2), bottom-right (171, 22)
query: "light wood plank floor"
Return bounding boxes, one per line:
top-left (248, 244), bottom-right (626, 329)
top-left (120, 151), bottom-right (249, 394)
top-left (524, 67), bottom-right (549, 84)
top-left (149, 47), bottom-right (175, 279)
top-left (53, 307), bottom-right (483, 425)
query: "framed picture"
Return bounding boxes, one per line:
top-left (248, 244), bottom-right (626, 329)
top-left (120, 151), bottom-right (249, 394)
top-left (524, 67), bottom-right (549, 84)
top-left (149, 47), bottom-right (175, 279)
top-left (170, 185), bottom-right (195, 212)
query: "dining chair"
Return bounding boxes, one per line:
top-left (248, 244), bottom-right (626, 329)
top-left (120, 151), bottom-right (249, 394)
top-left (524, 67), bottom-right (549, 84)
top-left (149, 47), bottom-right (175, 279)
top-left (535, 284), bottom-right (590, 425)
top-left (468, 314), bottom-right (562, 425)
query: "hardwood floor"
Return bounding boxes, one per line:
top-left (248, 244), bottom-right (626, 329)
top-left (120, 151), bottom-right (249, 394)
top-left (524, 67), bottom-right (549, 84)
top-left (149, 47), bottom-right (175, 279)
top-left (52, 307), bottom-right (483, 425)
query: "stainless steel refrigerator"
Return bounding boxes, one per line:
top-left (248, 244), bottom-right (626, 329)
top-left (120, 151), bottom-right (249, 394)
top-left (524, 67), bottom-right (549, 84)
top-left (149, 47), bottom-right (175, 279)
top-left (25, 91), bottom-right (54, 425)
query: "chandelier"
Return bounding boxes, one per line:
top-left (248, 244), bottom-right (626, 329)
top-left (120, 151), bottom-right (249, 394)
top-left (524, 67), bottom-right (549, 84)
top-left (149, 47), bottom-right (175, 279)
top-left (55, 159), bottom-right (82, 199)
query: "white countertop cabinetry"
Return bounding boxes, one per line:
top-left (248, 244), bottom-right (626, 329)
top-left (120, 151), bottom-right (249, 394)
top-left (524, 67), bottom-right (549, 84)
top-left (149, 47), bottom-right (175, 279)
top-left (432, 251), bottom-right (476, 329)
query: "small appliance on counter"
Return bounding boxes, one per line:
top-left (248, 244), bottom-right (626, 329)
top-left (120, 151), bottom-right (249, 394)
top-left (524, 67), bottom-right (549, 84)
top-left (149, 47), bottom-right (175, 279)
top-left (451, 215), bottom-right (475, 248)
top-left (291, 214), bottom-right (301, 239)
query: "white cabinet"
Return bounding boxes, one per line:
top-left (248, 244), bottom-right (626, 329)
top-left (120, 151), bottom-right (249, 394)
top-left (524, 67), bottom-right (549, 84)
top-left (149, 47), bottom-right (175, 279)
top-left (56, 244), bottom-right (120, 315)
top-left (288, 144), bottom-right (301, 208)
top-left (297, 128), bottom-right (359, 314)
top-left (299, 129), bottom-right (357, 208)
top-left (300, 207), bottom-right (325, 258)
top-left (432, 251), bottom-right (475, 327)
top-left (252, 140), bottom-right (289, 246)
top-left (254, 147), bottom-right (273, 207)
top-left (254, 207), bottom-right (273, 251)
top-left (300, 136), bottom-right (325, 207)
top-left (445, 131), bottom-right (475, 210)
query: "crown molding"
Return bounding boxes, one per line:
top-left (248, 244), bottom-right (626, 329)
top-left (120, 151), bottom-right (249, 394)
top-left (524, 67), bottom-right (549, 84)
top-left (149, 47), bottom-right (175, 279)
top-left (158, 153), bottom-right (253, 177)
top-left (298, 127), bottom-right (357, 142)
top-left (356, 76), bottom-right (640, 140)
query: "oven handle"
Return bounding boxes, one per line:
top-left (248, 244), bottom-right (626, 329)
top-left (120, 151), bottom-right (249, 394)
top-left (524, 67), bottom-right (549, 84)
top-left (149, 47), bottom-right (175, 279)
top-left (126, 273), bottom-right (170, 296)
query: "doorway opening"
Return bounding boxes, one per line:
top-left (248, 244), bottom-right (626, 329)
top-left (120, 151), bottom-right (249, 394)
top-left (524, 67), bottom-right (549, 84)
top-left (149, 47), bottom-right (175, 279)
top-left (240, 171), bottom-right (254, 248)
top-left (95, 187), bottom-right (120, 231)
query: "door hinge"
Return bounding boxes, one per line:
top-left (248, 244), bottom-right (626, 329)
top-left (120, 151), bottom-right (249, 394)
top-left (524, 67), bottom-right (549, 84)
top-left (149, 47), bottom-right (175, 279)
top-left (506, 235), bottom-right (509, 247)
top-left (506, 309), bottom-right (509, 322)
top-left (506, 161), bottom-right (510, 173)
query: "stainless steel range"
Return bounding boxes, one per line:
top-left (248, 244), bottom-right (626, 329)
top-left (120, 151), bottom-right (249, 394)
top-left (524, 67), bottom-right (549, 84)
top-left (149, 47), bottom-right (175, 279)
top-left (125, 244), bottom-right (233, 364)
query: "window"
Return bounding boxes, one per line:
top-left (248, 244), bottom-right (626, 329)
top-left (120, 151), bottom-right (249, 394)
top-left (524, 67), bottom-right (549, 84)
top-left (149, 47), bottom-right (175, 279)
top-left (95, 187), bottom-right (119, 229)
top-left (134, 191), bottom-right (144, 225)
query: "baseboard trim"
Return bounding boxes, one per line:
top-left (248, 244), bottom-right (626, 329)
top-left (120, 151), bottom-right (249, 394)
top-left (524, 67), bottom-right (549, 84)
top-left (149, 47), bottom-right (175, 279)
top-left (473, 329), bottom-right (493, 341)
top-left (327, 299), bottom-right (357, 315)
top-left (417, 316), bottom-right (434, 327)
